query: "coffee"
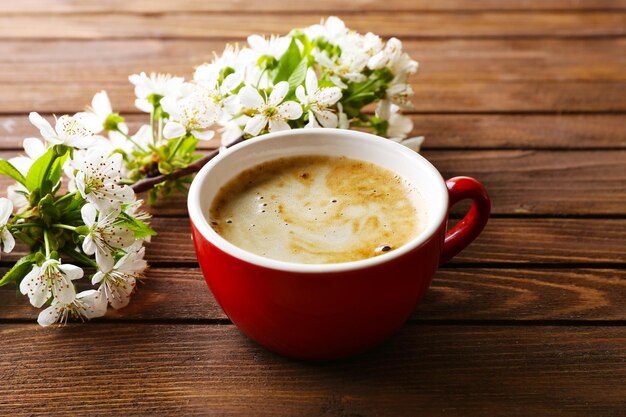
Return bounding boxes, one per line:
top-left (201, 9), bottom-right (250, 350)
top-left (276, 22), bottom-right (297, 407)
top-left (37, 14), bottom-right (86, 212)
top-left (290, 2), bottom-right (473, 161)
top-left (209, 155), bottom-right (428, 264)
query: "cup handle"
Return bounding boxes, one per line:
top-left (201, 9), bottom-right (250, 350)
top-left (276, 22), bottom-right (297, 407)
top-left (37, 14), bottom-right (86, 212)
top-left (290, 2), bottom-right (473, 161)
top-left (440, 176), bottom-right (491, 265)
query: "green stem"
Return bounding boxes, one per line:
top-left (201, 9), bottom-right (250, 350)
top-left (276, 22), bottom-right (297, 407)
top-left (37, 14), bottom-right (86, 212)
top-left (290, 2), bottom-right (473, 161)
top-left (51, 224), bottom-right (76, 231)
top-left (10, 223), bottom-right (40, 229)
top-left (150, 110), bottom-right (156, 145)
top-left (157, 115), bottom-right (163, 146)
top-left (168, 135), bottom-right (186, 161)
top-left (63, 249), bottom-right (97, 267)
top-left (54, 191), bottom-right (77, 205)
top-left (116, 127), bottom-right (149, 153)
top-left (43, 229), bottom-right (51, 257)
top-left (256, 67), bottom-right (268, 89)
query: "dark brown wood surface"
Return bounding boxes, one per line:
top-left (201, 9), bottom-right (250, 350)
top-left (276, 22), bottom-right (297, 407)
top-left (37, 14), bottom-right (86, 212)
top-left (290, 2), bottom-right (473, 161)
top-left (1, 2), bottom-right (625, 416)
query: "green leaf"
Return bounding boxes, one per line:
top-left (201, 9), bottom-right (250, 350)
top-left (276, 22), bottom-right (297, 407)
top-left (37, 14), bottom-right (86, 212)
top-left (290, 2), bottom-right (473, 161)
top-left (287, 58), bottom-right (308, 93)
top-left (0, 159), bottom-right (26, 185)
top-left (25, 148), bottom-right (67, 194)
top-left (273, 38), bottom-right (302, 84)
top-left (0, 253), bottom-right (37, 287)
top-left (118, 213), bottom-right (157, 240)
top-left (25, 148), bottom-right (54, 192)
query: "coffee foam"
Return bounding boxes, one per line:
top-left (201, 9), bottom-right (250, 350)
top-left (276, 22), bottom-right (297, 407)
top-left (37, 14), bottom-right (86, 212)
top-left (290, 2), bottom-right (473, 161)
top-left (209, 155), bottom-right (428, 264)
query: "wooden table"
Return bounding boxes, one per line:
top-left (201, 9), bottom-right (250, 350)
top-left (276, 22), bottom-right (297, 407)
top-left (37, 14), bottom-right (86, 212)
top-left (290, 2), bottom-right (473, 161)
top-left (1, 1), bottom-right (626, 416)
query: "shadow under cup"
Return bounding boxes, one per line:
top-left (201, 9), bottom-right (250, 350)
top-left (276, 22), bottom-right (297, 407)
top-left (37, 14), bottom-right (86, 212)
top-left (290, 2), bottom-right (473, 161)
top-left (188, 129), bottom-right (490, 360)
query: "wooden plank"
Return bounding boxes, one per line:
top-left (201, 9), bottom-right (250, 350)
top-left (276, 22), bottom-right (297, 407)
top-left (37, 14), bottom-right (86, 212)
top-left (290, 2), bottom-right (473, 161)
top-left (1, 217), bottom-right (624, 265)
top-left (3, 39), bottom-right (626, 84)
top-left (1, 38), bottom-right (625, 113)
top-left (427, 150), bottom-right (626, 215)
top-left (4, 114), bottom-right (626, 150)
top-left (130, 150), bottom-right (626, 216)
top-left (1, 324), bottom-right (625, 417)
top-left (3, 81), bottom-right (626, 113)
top-left (0, 13), bottom-right (624, 40)
top-left (3, 0), bottom-right (626, 13)
top-left (0, 150), bottom-right (623, 215)
top-left (145, 218), bottom-right (626, 265)
top-left (2, 268), bottom-right (626, 321)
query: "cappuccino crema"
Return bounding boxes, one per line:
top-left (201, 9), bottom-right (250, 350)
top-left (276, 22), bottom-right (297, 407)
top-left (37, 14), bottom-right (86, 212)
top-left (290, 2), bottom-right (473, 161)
top-left (209, 155), bottom-right (427, 264)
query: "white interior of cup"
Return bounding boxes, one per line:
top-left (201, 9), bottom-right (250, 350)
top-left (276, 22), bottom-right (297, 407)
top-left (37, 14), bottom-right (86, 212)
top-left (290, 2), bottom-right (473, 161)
top-left (188, 128), bottom-right (449, 273)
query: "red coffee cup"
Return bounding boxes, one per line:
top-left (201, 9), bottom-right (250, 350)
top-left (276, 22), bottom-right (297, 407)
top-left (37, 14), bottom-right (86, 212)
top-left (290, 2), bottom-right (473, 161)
top-left (188, 129), bottom-right (490, 359)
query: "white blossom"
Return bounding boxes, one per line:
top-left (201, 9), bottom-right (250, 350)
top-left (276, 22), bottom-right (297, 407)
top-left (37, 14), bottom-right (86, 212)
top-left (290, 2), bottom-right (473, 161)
top-left (0, 198), bottom-right (14, 257)
top-left (72, 148), bottom-right (134, 211)
top-left (304, 16), bottom-right (350, 42)
top-left (194, 44), bottom-right (256, 89)
top-left (160, 85), bottom-right (221, 140)
top-left (92, 247), bottom-right (147, 309)
top-left (81, 204), bottom-right (136, 273)
top-left (219, 116), bottom-right (248, 147)
top-left (128, 72), bottom-right (185, 113)
top-left (37, 289), bottom-right (107, 327)
top-left (84, 90), bottom-right (127, 135)
top-left (20, 259), bottom-right (84, 308)
top-left (28, 112), bottom-right (99, 148)
top-left (109, 123), bottom-right (153, 154)
top-left (247, 34), bottom-right (290, 59)
top-left (239, 82), bottom-right (302, 136)
top-left (296, 69), bottom-right (342, 128)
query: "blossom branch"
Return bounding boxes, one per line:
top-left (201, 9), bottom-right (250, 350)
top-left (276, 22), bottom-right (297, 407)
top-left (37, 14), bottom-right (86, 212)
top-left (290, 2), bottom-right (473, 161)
top-left (129, 136), bottom-right (245, 194)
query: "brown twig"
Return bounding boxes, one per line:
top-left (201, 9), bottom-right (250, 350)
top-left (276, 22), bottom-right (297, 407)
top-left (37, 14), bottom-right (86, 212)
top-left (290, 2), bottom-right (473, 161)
top-left (130, 136), bottom-right (245, 194)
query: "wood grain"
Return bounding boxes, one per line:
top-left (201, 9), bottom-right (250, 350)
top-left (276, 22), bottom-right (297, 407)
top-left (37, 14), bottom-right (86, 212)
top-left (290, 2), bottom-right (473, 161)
top-left (128, 150), bottom-right (626, 216)
top-left (0, 13), bottom-right (625, 40)
top-left (139, 218), bottom-right (626, 265)
top-left (3, 114), bottom-right (626, 150)
top-left (0, 150), bottom-right (624, 216)
top-left (5, 81), bottom-right (625, 113)
top-left (1, 38), bottom-right (625, 113)
top-left (3, 39), bottom-right (626, 84)
top-left (2, 268), bottom-right (626, 321)
top-left (1, 217), bottom-right (624, 266)
top-left (3, 0), bottom-right (626, 13)
top-left (1, 324), bottom-right (625, 417)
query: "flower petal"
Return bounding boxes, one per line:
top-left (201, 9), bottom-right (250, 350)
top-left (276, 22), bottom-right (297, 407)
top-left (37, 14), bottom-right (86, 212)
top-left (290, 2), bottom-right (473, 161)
top-left (243, 114), bottom-right (267, 136)
top-left (305, 110), bottom-right (320, 128)
top-left (313, 109), bottom-right (338, 128)
top-left (238, 86), bottom-right (264, 109)
top-left (247, 34), bottom-right (268, 52)
top-left (23, 138), bottom-right (47, 160)
top-left (192, 129), bottom-right (215, 141)
top-left (295, 85), bottom-right (307, 105)
top-left (78, 290), bottom-right (108, 319)
top-left (92, 271), bottom-right (105, 285)
top-left (163, 121), bottom-right (186, 139)
top-left (28, 112), bottom-right (59, 143)
top-left (37, 305), bottom-right (62, 327)
top-left (81, 203), bottom-right (98, 228)
top-left (0, 198), bottom-right (13, 225)
top-left (400, 136), bottom-right (425, 152)
top-left (82, 234), bottom-right (96, 255)
top-left (2, 228), bottom-right (15, 253)
top-left (92, 91), bottom-right (112, 118)
top-left (277, 101), bottom-right (303, 120)
top-left (305, 68), bottom-right (318, 95)
top-left (314, 87), bottom-right (342, 106)
top-left (269, 119), bottom-right (291, 132)
top-left (59, 264), bottom-right (84, 281)
top-left (134, 98), bottom-right (153, 113)
top-left (269, 81), bottom-right (289, 106)
top-left (95, 248), bottom-right (115, 274)
top-left (53, 277), bottom-right (76, 305)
